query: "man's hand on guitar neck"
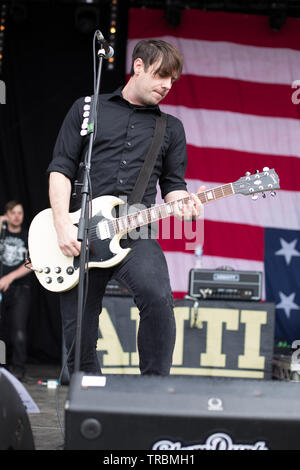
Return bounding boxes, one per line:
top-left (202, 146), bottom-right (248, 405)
top-left (164, 186), bottom-right (205, 221)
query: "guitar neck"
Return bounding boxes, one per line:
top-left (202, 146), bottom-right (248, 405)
top-left (113, 183), bottom-right (234, 234)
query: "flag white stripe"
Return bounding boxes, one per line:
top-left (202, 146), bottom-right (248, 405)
top-left (127, 37), bottom-right (300, 85)
top-left (160, 105), bottom-right (300, 158)
top-left (156, 180), bottom-right (300, 230)
top-left (164, 251), bottom-right (265, 299)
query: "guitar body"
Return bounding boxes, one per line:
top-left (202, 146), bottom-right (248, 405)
top-left (28, 195), bottom-right (131, 292)
top-left (27, 169), bottom-right (279, 293)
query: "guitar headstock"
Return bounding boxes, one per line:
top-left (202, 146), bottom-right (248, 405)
top-left (233, 168), bottom-right (280, 199)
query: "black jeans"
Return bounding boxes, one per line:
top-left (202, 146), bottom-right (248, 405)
top-left (60, 236), bottom-right (176, 376)
top-left (0, 284), bottom-right (31, 372)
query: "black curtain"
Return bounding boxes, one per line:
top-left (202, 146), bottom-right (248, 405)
top-left (0, 1), bottom-right (128, 363)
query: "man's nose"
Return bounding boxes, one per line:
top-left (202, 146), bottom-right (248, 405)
top-left (162, 77), bottom-right (172, 90)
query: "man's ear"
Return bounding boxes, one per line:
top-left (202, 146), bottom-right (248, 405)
top-left (133, 58), bottom-right (144, 76)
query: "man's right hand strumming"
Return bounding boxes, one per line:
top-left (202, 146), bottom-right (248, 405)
top-left (49, 172), bottom-right (81, 257)
top-left (55, 220), bottom-right (81, 257)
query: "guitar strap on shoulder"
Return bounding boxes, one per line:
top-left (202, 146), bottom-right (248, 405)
top-left (128, 112), bottom-right (167, 206)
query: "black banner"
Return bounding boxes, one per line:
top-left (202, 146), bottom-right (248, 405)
top-left (97, 297), bottom-right (275, 379)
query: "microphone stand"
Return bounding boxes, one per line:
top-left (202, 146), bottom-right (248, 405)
top-left (73, 44), bottom-right (108, 374)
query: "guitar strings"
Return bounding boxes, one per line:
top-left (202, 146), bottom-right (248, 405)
top-left (81, 185), bottom-right (235, 243)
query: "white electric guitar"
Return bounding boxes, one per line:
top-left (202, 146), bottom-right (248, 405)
top-left (27, 168), bottom-right (279, 293)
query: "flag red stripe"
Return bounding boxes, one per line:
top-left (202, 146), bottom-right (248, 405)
top-left (128, 8), bottom-right (300, 50)
top-left (125, 74), bottom-right (300, 119)
top-left (166, 76), bottom-right (300, 120)
top-left (157, 219), bottom-right (264, 261)
top-left (184, 146), bottom-right (300, 192)
top-left (173, 291), bottom-right (186, 299)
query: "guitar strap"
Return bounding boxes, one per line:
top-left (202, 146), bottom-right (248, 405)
top-left (72, 109), bottom-right (167, 209)
top-left (128, 111), bottom-right (167, 205)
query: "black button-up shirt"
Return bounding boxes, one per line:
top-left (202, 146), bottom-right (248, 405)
top-left (47, 87), bottom-right (187, 210)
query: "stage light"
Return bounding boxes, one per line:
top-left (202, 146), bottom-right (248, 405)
top-left (0, 2), bottom-right (6, 75)
top-left (106, 0), bottom-right (120, 71)
top-left (164, 0), bottom-right (182, 27)
top-left (75, 5), bottom-right (99, 34)
top-left (269, 1), bottom-right (286, 31)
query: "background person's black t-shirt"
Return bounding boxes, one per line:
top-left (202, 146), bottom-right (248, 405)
top-left (0, 228), bottom-right (30, 286)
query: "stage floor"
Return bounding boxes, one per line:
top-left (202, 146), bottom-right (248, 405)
top-left (23, 363), bottom-right (68, 451)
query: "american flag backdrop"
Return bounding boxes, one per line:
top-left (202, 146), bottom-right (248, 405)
top-left (126, 8), bottom-right (300, 344)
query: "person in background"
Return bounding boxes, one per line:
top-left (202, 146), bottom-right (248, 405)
top-left (0, 200), bottom-right (32, 381)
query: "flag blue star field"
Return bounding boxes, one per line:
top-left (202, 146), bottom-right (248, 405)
top-left (265, 229), bottom-right (300, 343)
top-left (127, 8), bottom-right (300, 343)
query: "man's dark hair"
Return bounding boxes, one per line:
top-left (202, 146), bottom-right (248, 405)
top-left (5, 200), bottom-right (23, 212)
top-left (130, 39), bottom-right (183, 79)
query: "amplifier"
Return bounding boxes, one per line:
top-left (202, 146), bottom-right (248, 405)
top-left (188, 269), bottom-right (262, 301)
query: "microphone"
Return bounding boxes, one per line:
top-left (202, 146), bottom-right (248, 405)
top-left (1, 221), bottom-right (7, 241)
top-left (96, 30), bottom-right (114, 59)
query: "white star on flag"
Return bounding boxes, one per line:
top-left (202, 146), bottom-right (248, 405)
top-left (276, 292), bottom-right (300, 319)
top-left (275, 238), bottom-right (300, 265)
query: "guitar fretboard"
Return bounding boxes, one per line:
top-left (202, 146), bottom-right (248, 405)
top-left (112, 183), bottom-right (234, 234)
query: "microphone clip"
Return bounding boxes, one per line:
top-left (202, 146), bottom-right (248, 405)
top-left (95, 30), bottom-right (114, 59)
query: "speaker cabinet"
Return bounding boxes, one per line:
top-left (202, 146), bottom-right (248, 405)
top-left (65, 372), bottom-right (300, 450)
top-left (0, 370), bottom-right (35, 450)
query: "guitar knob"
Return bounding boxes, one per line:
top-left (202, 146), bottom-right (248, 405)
top-left (45, 277), bottom-right (52, 284)
top-left (245, 171), bottom-right (251, 177)
top-left (263, 167), bottom-right (270, 172)
top-left (57, 276), bottom-right (64, 283)
top-left (262, 193), bottom-right (266, 198)
top-left (255, 169), bottom-right (259, 173)
top-left (271, 191), bottom-right (277, 197)
top-left (55, 267), bottom-right (61, 274)
top-left (44, 267), bottom-right (50, 274)
top-left (66, 266), bottom-right (74, 275)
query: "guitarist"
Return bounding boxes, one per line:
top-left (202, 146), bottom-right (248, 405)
top-left (47, 39), bottom-right (203, 377)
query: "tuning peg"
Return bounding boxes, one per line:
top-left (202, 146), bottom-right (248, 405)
top-left (263, 167), bottom-right (270, 172)
top-left (252, 195), bottom-right (258, 200)
top-left (271, 191), bottom-right (276, 197)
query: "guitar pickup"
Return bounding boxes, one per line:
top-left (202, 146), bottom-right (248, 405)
top-left (97, 220), bottom-right (111, 240)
